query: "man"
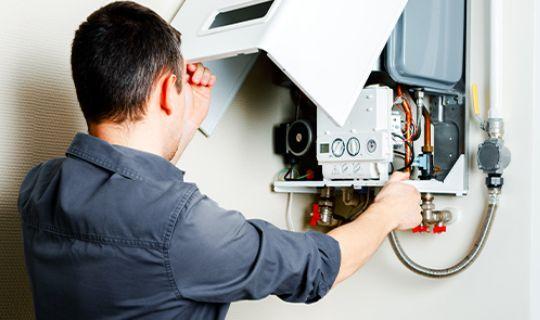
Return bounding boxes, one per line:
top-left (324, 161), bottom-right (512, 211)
top-left (18, 2), bottom-right (422, 319)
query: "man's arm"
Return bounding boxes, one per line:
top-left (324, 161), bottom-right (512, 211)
top-left (328, 172), bottom-right (422, 285)
top-left (168, 173), bottom-right (420, 303)
top-left (168, 188), bottom-right (340, 304)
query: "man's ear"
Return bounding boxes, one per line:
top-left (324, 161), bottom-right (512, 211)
top-left (160, 73), bottom-right (179, 116)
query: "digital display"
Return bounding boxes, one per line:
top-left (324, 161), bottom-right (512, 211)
top-left (320, 143), bottom-right (330, 154)
top-left (210, 1), bottom-right (274, 29)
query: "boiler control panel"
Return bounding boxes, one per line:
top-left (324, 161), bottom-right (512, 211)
top-left (316, 86), bottom-right (394, 182)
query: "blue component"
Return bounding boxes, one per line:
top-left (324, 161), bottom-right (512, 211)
top-left (413, 153), bottom-right (430, 169)
top-left (385, 0), bottom-right (466, 90)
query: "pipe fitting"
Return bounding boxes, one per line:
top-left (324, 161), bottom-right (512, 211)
top-left (317, 187), bottom-right (338, 227)
top-left (420, 193), bottom-right (452, 227)
top-left (488, 188), bottom-right (501, 205)
top-left (485, 118), bottom-right (505, 139)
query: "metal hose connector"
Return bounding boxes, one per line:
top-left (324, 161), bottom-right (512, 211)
top-left (388, 188), bottom-right (500, 278)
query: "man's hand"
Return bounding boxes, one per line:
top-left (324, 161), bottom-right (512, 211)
top-left (171, 63), bottom-right (216, 164)
top-left (184, 63), bottom-right (216, 127)
top-left (328, 172), bottom-right (422, 285)
top-left (372, 172), bottom-right (422, 230)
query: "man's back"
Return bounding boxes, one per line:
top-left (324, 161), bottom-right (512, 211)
top-left (18, 133), bottom-right (205, 319)
top-left (18, 133), bottom-right (340, 320)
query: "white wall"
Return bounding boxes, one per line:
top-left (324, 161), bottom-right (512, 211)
top-left (531, 1), bottom-right (540, 319)
top-left (0, 0), bottom-right (536, 319)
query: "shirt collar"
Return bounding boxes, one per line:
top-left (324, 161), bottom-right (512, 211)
top-left (66, 133), bottom-right (184, 181)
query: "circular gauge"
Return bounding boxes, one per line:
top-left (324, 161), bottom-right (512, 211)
top-left (346, 137), bottom-right (360, 156)
top-left (331, 138), bottom-right (345, 157)
top-left (367, 139), bottom-right (377, 153)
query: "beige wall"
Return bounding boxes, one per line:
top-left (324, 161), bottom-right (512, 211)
top-left (0, 1), bottom-right (184, 318)
top-left (531, 1), bottom-right (540, 318)
top-left (0, 0), bottom-right (536, 319)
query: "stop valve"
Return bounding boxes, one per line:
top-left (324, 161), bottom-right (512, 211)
top-left (309, 203), bottom-right (320, 227)
top-left (412, 193), bottom-right (452, 234)
top-left (432, 225), bottom-right (447, 234)
top-left (412, 225), bottom-right (429, 233)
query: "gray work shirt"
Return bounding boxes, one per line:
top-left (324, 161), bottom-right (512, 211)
top-left (18, 133), bottom-right (341, 320)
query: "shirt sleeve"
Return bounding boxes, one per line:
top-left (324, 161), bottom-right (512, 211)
top-left (168, 189), bottom-right (341, 304)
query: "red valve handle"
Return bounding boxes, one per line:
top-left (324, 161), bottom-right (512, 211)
top-left (412, 225), bottom-right (429, 233)
top-left (433, 225), bottom-right (447, 234)
top-left (309, 203), bottom-right (320, 227)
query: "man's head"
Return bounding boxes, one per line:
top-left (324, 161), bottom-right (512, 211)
top-left (71, 1), bottom-right (194, 160)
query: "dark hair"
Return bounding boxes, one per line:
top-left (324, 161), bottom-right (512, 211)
top-left (71, 1), bottom-right (183, 124)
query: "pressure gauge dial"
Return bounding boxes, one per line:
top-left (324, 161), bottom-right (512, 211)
top-left (367, 139), bottom-right (377, 153)
top-left (331, 138), bottom-right (345, 157)
top-left (347, 137), bottom-right (360, 156)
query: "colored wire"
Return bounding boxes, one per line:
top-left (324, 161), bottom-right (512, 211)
top-left (393, 133), bottom-right (415, 171)
top-left (396, 85), bottom-right (414, 171)
top-left (284, 166), bottom-right (294, 180)
top-left (284, 164), bottom-right (310, 181)
top-left (401, 91), bottom-right (422, 140)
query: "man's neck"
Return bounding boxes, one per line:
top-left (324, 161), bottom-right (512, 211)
top-left (88, 120), bottom-right (166, 159)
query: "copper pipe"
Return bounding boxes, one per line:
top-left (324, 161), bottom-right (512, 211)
top-left (396, 85), bottom-right (413, 172)
top-left (422, 108), bottom-right (433, 153)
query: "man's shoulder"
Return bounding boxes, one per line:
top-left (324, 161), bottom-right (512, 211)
top-left (25, 157), bottom-right (66, 180)
top-left (19, 155), bottom-right (200, 246)
top-left (19, 157), bottom-right (65, 206)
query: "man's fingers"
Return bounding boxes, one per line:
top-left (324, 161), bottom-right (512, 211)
top-left (200, 68), bottom-right (211, 86)
top-left (388, 171), bottom-right (410, 183)
top-left (190, 64), bottom-right (205, 84)
top-left (186, 63), bottom-right (215, 87)
top-left (187, 63), bottom-right (198, 72)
